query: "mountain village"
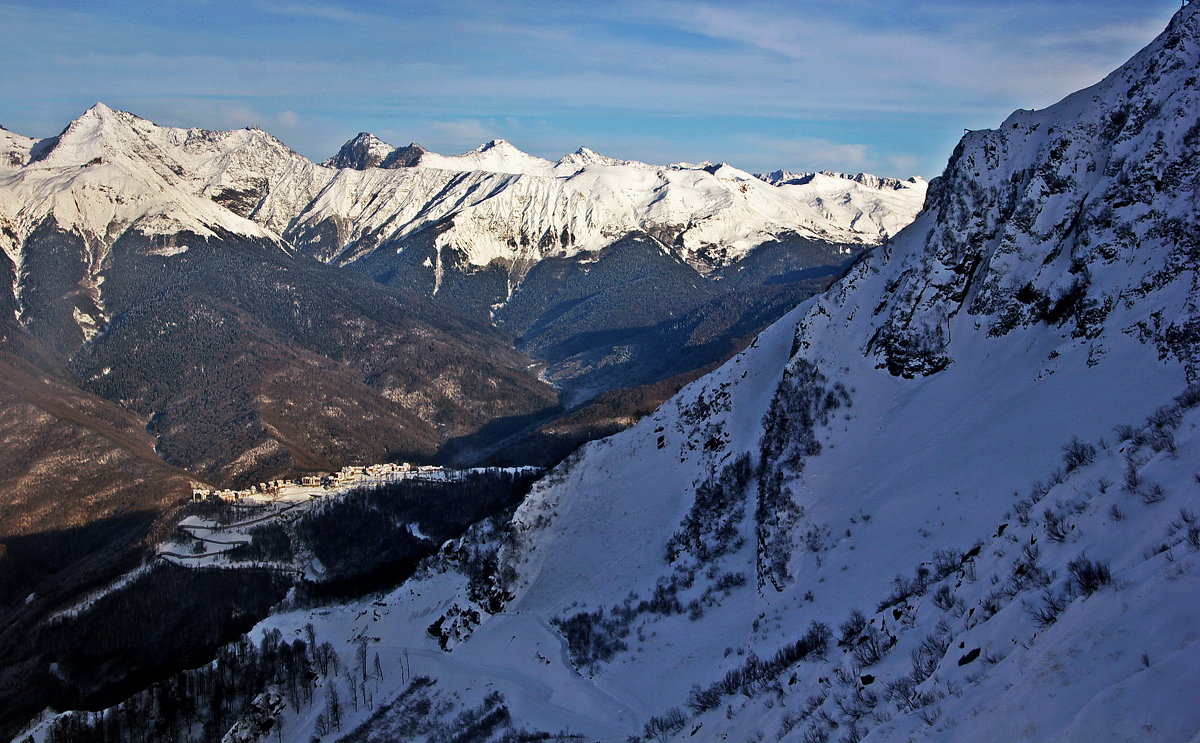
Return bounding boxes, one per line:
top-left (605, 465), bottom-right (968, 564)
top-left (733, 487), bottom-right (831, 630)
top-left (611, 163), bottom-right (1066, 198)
top-left (172, 462), bottom-right (476, 568)
top-left (190, 462), bottom-right (445, 505)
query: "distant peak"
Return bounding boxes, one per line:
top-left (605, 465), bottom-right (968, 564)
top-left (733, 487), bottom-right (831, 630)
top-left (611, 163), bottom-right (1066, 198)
top-left (556, 146), bottom-right (614, 167)
top-left (28, 103), bottom-right (139, 164)
top-left (62, 103), bottom-right (160, 138)
top-left (477, 139), bottom-right (514, 152)
top-left (76, 103), bottom-right (143, 128)
top-left (379, 142), bottom-right (428, 169)
top-left (755, 169), bottom-right (924, 190)
top-left (572, 146), bottom-right (616, 161)
top-left (553, 146), bottom-right (651, 172)
top-left (73, 103), bottom-right (132, 127)
top-left (324, 131), bottom-right (399, 169)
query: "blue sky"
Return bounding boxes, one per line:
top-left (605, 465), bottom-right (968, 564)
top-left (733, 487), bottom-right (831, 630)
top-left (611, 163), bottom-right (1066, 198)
top-left (0, 1), bottom-right (1182, 177)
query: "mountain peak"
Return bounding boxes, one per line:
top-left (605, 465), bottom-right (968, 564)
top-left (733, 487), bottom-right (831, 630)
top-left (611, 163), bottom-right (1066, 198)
top-left (73, 102), bottom-right (138, 128)
top-left (568, 145), bottom-right (624, 164)
top-left (28, 102), bottom-right (140, 165)
top-left (80, 101), bottom-right (118, 118)
top-left (349, 131), bottom-right (389, 147)
top-left (379, 142), bottom-right (427, 168)
top-left (323, 133), bottom-right (434, 170)
top-left (72, 102), bottom-right (148, 131)
top-left (551, 147), bottom-right (658, 173)
top-left (755, 169), bottom-right (924, 191)
top-left (323, 131), bottom-right (396, 169)
top-left (410, 138), bottom-right (552, 175)
top-left (0, 124), bottom-right (35, 168)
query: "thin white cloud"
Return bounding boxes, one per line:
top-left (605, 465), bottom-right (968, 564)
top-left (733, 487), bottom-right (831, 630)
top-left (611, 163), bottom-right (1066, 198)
top-left (428, 119), bottom-right (496, 148)
top-left (624, 1), bottom-right (1173, 111)
top-left (1029, 18), bottom-right (1171, 49)
top-left (887, 154), bottom-right (920, 176)
top-left (0, 0), bottom-right (1180, 176)
top-left (746, 135), bottom-right (871, 170)
top-left (116, 98), bottom-right (310, 140)
top-left (258, 2), bottom-right (372, 23)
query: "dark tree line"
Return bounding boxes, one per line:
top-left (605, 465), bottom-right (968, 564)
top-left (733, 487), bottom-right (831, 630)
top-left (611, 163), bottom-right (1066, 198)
top-left (41, 629), bottom-right (315, 743)
top-left (294, 469), bottom-right (540, 598)
top-left (39, 563), bottom-right (292, 716)
top-left (756, 359), bottom-right (850, 590)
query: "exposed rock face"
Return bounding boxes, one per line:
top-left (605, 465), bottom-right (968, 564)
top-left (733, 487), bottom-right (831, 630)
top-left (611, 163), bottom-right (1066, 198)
top-left (867, 8), bottom-right (1200, 379)
top-left (321, 132), bottom-right (396, 169)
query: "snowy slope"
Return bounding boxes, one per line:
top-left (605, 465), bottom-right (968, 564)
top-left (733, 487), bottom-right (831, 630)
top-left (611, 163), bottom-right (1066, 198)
top-left (16, 7), bottom-right (1200, 741)
top-left (185, 5), bottom-right (1200, 741)
top-left (0, 126), bottom-right (34, 170)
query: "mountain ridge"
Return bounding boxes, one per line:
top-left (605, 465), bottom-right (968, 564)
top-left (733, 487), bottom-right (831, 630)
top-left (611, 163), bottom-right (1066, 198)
top-left (0, 103), bottom-right (930, 476)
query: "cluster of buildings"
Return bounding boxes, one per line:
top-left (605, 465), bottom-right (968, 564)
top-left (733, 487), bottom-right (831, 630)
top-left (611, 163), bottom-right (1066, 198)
top-left (191, 461), bottom-right (442, 503)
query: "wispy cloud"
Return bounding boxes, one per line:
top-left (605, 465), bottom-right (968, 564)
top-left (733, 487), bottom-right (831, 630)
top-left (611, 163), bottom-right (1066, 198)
top-left (108, 98), bottom-right (313, 141)
top-left (0, 0), bottom-right (1181, 176)
top-left (258, 2), bottom-right (372, 23)
top-left (630, 1), bottom-right (1157, 111)
top-left (738, 134), bottom-right (873, 172)
top-left (428, 118), bottom-right (495, 144)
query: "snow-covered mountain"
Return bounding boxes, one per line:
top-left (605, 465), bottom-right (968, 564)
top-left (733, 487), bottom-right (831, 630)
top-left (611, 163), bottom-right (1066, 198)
top-left (0, 126), bottom-right (35, 170)
top-left (3, 103), bottom-right (925, 284)
top-left (287, 135), bottom-right (926, 397)
top-left (33, 4), bottom-right (1191, 741)
top-left (288, 138), bottom-right (925, 276)
top-left (322, 132), bottom-right (399, 170)
top-left (10, 102), bottom-right (313, 241)
top-left (0, 102), bottom-right (564, 491)
top-left (0, 102), bottom-right (925, 358)
top-left (0, 101), bottom-right (928, 473)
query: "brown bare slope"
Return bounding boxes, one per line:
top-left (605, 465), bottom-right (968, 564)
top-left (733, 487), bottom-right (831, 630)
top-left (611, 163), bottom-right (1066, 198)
top-left (0, 351), bottom-right (195, 535)
top-left (0, 344), bottom-right (202, 740)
